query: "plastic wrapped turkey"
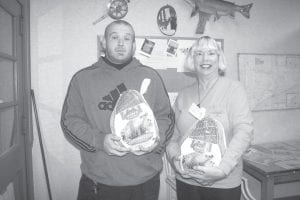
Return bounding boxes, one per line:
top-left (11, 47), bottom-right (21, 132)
top-left (180, 116), bottom-right (227, 172)
top-left (110, 79), bottom-right (159, 152)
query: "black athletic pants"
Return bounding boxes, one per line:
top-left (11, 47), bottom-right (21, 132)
top-left (77, 173), bottom-right (160, 200)
top-left (176, 179), bottom-right (241, 200)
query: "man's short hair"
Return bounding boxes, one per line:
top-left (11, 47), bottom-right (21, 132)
top-left (104, 20), bottom-right (135, 42)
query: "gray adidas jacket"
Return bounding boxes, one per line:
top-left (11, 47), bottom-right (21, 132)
top-left (60, 57), bottom-right (174, 186)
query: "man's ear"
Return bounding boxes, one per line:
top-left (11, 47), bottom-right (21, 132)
top-left (100, 35), bottom-right (106, 49)
top-left (101, 36), bottom-right (106, 49)
top-left (98, 35), bottom-right (106, 57)
top-left (132, 41), bottom-right (136, 55)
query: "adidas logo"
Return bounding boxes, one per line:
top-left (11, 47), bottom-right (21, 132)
top-left (98, 83), bottom-right (127, 111)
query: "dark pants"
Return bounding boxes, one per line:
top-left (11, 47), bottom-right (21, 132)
top-left (77, 173), bottom-right (160, 200)
top-left (176, 179), bottom-right (241, 200)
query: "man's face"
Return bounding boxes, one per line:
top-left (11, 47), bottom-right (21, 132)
top-left (105, 24), bottom-right (135, 64)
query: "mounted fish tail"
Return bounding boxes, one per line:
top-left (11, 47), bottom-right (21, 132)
top-left (183, 0), bottom-right (253, 34)
top-left (237, 3), bottom-right (253, 19)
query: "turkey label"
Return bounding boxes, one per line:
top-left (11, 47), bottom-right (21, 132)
top-left (110, 79), bottom-right (159, 152)
top-left (180, 114), bottom-right (227, 172)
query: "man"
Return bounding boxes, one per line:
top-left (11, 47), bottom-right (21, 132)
top-left (61, 20), bottom-right (174, 200)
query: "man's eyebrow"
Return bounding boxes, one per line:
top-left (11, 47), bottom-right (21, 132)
top-left (108, 32), bottom-right (117, 36)
top-left (195, 49), bottom-right (217, 51)
top-left (108, 32), bottom-right (133, 36)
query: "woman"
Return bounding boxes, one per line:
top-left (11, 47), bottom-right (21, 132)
top-left (166, 36), bottom-right (253, 200)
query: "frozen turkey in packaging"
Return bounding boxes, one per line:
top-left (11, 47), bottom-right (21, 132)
top-left (110, 79), bottom-right (159, 151)
top-left (179, 116), bottom-right (227, 172)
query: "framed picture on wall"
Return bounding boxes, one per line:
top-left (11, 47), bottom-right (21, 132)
top-left (139, 38), bottom-right (156, 57)
top-left (166, 39), bottom-right (179, 57)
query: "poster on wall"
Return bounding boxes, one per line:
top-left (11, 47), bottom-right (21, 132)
top-left (166, 39), bottom-right (179, 57)
top-left (97, 35), bottom-right (223, 95)
top-left (133, 36), bottom-right (223, 72)
top-left (135, 37), bottom-right (194, 71)
top-left (139, 39), bottom-right (156, 57)
top-left (97, 35), bottom-right (223, 72)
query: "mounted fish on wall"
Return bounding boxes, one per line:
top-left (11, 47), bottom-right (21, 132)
top-left (184, 0), bottom-right (253, 34)
top-left (157, 5), bottom-right (177, 36)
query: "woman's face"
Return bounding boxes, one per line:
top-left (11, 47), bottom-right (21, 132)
top-left (193, 45), bottom-right (219, 77)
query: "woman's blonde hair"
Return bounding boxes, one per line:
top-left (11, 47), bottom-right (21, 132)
top-left (184, 36), bottom-right (226, 76)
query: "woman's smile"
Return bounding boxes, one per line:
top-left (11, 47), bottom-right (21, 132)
top-left (200, 64), bottom-right (212, 69)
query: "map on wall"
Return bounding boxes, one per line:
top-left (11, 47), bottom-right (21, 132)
top-left (238, 53), bottom-right (300, 111)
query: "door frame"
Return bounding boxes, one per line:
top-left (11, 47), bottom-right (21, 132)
top-left (19, 0), bottom-right (34, 199)
top-left (0, 0), bottom-right (33, 199)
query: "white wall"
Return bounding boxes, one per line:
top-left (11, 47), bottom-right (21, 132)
top-left (30, 0), bottom-right (300, 199)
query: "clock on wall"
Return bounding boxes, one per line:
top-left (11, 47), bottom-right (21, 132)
top-left (108, 0), bottom-right (129, 20)
top-left (92, 0), bottom-right (129, 25)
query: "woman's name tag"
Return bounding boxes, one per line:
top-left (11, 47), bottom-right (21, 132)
top-left (188, 103), bottom-right (206, 120)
